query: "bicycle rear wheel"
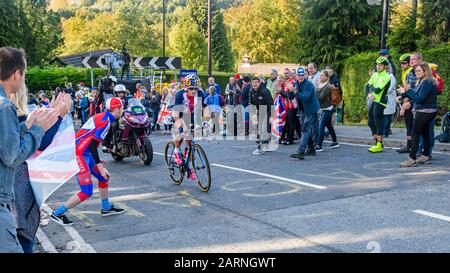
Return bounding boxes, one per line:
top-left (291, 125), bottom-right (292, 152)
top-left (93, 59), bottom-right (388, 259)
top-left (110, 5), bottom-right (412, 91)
top-left (191, 144), bottom-right (211, 192)
top-left (164, 141), bottom-right (184, 185)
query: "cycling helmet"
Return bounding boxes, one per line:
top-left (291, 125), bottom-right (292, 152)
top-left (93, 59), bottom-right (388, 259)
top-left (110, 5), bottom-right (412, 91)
top-left (376, 57), bottom-right (389, 64)
top-left (185, 74), bottom-right (200, 87)
top-left (113, 84), bottom-right (127, 94)
top-left (109, 75), bottom-right (118, 84)
top-left (399, 53), bottom-right (411, 62)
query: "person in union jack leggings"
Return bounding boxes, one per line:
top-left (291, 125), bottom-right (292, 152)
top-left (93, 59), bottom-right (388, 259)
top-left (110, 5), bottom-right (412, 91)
top-left (51, 97), bottom-right (126, 226)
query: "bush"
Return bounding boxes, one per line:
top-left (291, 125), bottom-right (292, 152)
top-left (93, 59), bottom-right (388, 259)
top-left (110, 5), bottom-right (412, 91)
top-left (26, 66), bottom-right (107, 93)
top-left (26, 66), bottom-right (235, 95)
top-left (340, 44), bottom-right (450, 123)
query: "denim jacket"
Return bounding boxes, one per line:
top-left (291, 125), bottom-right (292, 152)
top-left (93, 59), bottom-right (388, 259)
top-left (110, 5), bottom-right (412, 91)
top-left (0, 85), bottom-right (44, 205)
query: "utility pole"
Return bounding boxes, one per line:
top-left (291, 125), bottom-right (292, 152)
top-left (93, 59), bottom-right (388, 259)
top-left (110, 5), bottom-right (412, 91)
top-left (163, 0), bottom-right (166, 57)
top-left (207, 0), bottom-right (212, 78)
top-left (380, 0), bottom-right (389, 49)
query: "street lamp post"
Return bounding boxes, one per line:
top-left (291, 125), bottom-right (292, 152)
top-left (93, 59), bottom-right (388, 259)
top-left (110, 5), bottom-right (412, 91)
top-left (207, 0), bottom-right (212, 78)
top-left (380, 0), bottom-right (389, 49)
top-left (163, 0), bottom-right (166, 57)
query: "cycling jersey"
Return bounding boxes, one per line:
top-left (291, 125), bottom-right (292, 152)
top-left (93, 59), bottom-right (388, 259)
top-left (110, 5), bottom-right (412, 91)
top-left (368, 70), bottom-right (391, 107)
top-left (173, 89), bottom-right (206, 113)
top-left (76, 111), bottom-right (115, 155)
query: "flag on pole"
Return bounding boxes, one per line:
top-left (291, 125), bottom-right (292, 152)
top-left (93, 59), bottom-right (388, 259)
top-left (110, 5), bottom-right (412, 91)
top-left (157, 104), bottom-right (173, 125)
top-left (271, 94), bottom-right (286, 139)
top-left (27, 115), bottom-right (79, 208)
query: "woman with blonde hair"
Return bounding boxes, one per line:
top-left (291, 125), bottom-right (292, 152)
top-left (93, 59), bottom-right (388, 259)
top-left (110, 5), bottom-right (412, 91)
top-left (397, 62), bottom-right (438, 167)
top-left (9, 86), bottom-right (71, 253)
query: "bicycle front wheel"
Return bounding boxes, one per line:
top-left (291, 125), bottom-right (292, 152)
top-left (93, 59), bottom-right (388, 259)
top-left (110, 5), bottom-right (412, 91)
top-left (191, 144), bottom-right (211, 192)
top-left (164, 141), bottom-right (184, 185)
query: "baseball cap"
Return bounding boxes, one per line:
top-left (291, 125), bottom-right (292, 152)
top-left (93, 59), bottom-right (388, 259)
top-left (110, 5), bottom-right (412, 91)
top-left (105, 97), bottom-right (123, 110)
top-left (296, 67), bottom-right (306, 76)
top-left (379, 49), bottom-right (389, 55)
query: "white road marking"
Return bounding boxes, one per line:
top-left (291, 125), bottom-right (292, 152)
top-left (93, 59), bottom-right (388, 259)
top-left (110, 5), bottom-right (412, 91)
top-left (41, 204), bottom-right (97, 253)
top-left (413, 210), bottom-right (450, 223)
top-left (36, 228), bottom-right (58, 253)
top-left (154, 152), bottom-right (165, 156)
top-left (211, 163), bottom-right (327, 190)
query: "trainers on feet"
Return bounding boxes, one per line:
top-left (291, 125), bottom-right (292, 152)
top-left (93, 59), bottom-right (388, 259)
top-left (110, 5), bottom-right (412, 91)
top-left (315, 145), bottom-right (324, 152)
top-left (188, 169), bottom-right (197, 180)
top-left (101, 205), bottom-right (125, 217)
top-left (290, 151), bottom-right (305, 160)
top-left (399, 157), bottom-right (416, 167)
top-left (329, 142), bottom-right (340, 149)
top-left (50, 212), bottom-right (74, 226)
top-left (416, 155), bottom-right (431, 164)
top-left (252, 148), bottom-right (265, 156)
top-left (173, 151), bottom-right (183, 165)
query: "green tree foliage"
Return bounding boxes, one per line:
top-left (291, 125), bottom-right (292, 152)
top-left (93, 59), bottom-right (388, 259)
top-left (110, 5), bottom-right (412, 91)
top-left (299, 0), bottom-right (382, 65)
top-left (224, 0), bottom-right (302, 66)
top-left (421, 0), bottom-right (450, 44)
top-left (0, 0), bottom-right (63, 66)
top-left (168, 17), bottom-right (208, 71)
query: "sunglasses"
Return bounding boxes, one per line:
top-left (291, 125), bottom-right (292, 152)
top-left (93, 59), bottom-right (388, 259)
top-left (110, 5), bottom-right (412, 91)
top-left (401, 62), bottom-right (409, 65)
top-left (188, 87), bottom-right (198, 90)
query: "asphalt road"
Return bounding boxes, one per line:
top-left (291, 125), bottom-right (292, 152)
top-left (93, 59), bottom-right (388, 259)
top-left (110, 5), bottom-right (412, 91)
top-left (39, 132), bottom-right (450, 253)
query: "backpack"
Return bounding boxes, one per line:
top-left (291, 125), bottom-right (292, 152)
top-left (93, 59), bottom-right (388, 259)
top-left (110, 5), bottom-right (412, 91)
top-left (431, 70), bottom-right (444, 95)
top-left (330, 84), bottom-right (342, 106)
top-left (436, 112), bottom-right (450, 143)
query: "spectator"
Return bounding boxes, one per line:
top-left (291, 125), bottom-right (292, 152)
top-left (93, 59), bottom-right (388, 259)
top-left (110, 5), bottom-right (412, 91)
top-left (135, 83), bottom-right (144, 99)
top-left (383, 65), bottom-right (397, 138)
top-left (225, 76), bottom-right (241, 107)
top-left (11, 91), bottom-right (71, 253)
top-left (149, 86), bottom-right (162, 131)
top-left (315, 70), bottom-right (339, 151)
top-left (38, 92), bottom-right (50, 107)
top-left (204, 86), bottom-right (224, 135)
top-left (379, 49), bottom-right (397, 77)
top-left (289, 67), bottom-right (320, 160)
top-left (208, 77), bottom-right (221, 95)
top-left (0, 46), bottom-right (58, 253)
top-left (65, 83), bottom-right (75, 99)
top-left (241, 75), bottom-right (252, 135)
top-left (266, 69), bottom-right (279, 98)
top-left (161, 87), bottom-right (174, 133)
top-left (326, 65), bottom-right (342, 125)
top-left (307, 62), bottom-right (321, 89)
top-left (121, 47), bottom-right (131, 81)
top-left (79, 89), bottom-right (90, 125)
top-left (235, 73), bottom-right (243, 89)
top-left (398, 63), bottom-right (438, 167)
top-left (249, 77), bottom-right (273, 156)
top-left (283, 68), bottom-right (300, 145)
top-left (28, 93), bottom-right (39, 106)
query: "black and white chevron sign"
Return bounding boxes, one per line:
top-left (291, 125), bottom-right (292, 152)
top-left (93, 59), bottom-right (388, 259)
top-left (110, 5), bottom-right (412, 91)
top-left (81, 56), bottom-right (107, 69)
top-left (133, 57), bottom-right (181, 69)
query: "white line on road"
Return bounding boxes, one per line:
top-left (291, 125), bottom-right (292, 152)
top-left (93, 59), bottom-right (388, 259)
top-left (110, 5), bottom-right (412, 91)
top-left (41, 204), bottom-right (97, 253)
top-left (36, 228), bottom-right (58, 253)
top-left (413, 210), bottom-right (450, 223)
top-left (154, 152), bottom-right (165, 156)
top-left (211, 163), bottom-right (327, 190)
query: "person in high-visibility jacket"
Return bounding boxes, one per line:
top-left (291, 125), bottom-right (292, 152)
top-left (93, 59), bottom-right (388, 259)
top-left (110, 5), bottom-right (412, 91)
top-left (365, 57), bottom-right (391, 153)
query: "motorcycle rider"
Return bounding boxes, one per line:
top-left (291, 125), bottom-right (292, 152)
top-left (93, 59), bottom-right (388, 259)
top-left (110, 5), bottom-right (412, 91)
top-left (102, 84), bottom-right (128, 153)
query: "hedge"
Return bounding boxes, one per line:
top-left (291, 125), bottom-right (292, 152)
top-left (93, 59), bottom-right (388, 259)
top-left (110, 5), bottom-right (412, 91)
top-left (25, 66), bottom-right (235, 95)
top-left (26, 66), bottom-right (108, 93)
top-left (340, 44), bottom-right (450, 123)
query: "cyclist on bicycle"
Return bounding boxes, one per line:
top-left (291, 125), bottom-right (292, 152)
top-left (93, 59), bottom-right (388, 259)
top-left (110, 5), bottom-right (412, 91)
top-left (171, 74), bottom-right (206, 180)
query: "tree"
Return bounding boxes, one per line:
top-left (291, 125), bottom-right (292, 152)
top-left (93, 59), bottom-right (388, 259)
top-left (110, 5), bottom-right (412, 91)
top-left (421, 0), bottom-right (450, 44)
top-left (168, 17), bottom-right (208, 71)
top-left (0, 0), bottom-right (21, 48)
top-left (299, 0), bottom-right (382, 64)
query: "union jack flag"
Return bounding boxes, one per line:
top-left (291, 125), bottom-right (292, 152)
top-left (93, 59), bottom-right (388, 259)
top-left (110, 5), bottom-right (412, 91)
top-left (271, 94), bottom-right (286, 139)
top-left (157, 104), bottom-right (173, 125)
top-left (27, 115), bottom-right (79, 207)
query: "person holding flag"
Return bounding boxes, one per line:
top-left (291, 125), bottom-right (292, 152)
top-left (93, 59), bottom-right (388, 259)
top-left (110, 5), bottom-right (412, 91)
top-left (51, 97), bottom-right (126, 226)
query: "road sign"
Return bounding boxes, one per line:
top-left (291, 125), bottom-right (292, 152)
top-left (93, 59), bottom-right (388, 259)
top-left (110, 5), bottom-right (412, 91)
top-left (133, 57), bottom-right (181, 69)
top-left (80, 56), bottom-right (107, 69)
top-left (180, 69), bottom-right (198, 80)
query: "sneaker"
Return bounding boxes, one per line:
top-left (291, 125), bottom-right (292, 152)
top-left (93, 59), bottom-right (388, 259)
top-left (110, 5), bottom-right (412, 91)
top-left (416, 155), bottom-right (431, 164)
top-left (399, 157), bottom-right (416, 168)
top-left (368, 142), bottom-right (383, 153)
top-left (329, 142), bottom-right (340, 149)
top-left (102, 146), bottom-right (109, 153)
top-left (101, 205), bottom-right (125, 217)
top-left (188, 169), bottom-right (197, 180)
top-left (290, 151), bottom-right (305, 160)
top-left (315, 145), bottom-right (324, 152)
top-left (173, 151), bottom-right (183, 165)
top-left (396, 145), bottom-right (410, 153)
top-left (252, 148), bottom-right (265, 156)
top-left (50, 212), bottom-right (74, 226)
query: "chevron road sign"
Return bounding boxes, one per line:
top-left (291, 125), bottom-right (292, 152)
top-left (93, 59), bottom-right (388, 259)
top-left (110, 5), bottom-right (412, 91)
top-left (81, 56), bottom-right (108, 69)
top-left (133, 57), bottom-right (181, 69)
top-left (81, 55), bottom-right (181, 70)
